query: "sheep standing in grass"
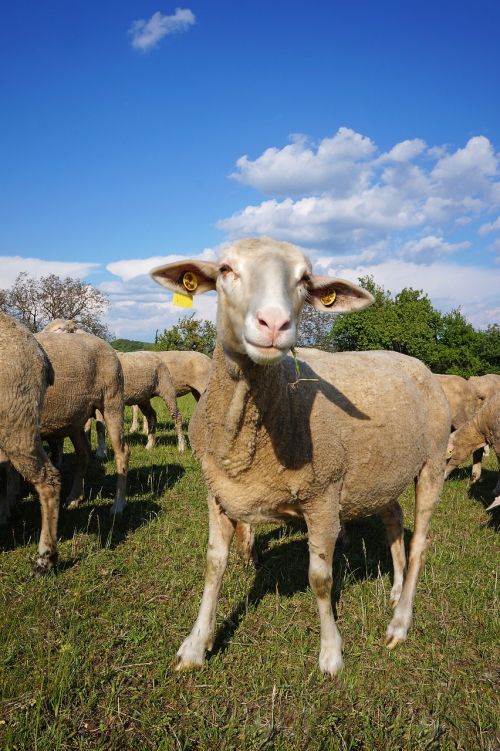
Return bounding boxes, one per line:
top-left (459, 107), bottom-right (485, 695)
top-left (118, 352), bottom-right (186, 452)
top-left (130, 351), bottom-right (211, 435)
top-left (446, 392), bottom-right (500, 509)
top-left (151, 237), bottom-right (450, 676)
top-left (0, 313), bottom-right (61, 573)
top-left (434, 374), bottom-right (483, 482)
top-left (35, 331), bottom-right (129, 513)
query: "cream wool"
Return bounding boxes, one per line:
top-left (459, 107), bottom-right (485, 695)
top-left (0, 313), bottom-right (61, 573)
top-left (152, 237), bottom-right (451, 676)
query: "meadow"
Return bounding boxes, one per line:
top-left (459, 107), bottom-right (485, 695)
top-left (0, 396), bottom-right (498, 751)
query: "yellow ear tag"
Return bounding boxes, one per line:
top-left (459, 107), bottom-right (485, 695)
top-left (173, 292), bottom-right (193, 308)
top-left (320, 289), bottom-right (337, 307)
top-left (182, 271), bottom-right (198, 292)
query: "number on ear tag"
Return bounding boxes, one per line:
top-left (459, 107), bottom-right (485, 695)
top-left (182, 271), bottom-right (198, 292)
top-left (320, 289), bottom-right (336, 307)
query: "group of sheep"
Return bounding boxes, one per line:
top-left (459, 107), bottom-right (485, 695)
top-left (1, 237), bottom-right (498, 677)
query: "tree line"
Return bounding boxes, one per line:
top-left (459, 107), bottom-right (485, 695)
top-left (2, 271), bottom-right (498, 376)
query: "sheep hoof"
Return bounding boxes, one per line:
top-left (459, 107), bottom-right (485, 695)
top-left (385, 619), bottom-right (409, 649)
top-left (66, 497), bottom-right (82, 510)
top-left (175, 639), bottom-right (206, 671)
top-left (318, 647), bottom-right (344, 676)
top-left (33, 552), bottom-right (57, 576)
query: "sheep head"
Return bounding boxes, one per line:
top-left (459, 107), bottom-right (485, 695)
top-left (151, 237), bottom-right (373, 365)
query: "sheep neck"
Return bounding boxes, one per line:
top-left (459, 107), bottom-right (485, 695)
top-left (204, 342), bottom-right (293, 476)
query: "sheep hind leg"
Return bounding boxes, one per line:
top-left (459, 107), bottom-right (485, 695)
top-left (176, 494), bottom-right (235, 671)
top-left (66, 430), bottom-right (90, 509)
top-left (158, 376), bottom-right (186, 453)
top-left (304, 498), bottom-right (343, 676)
top-left (8, 443), bottom-right (60, 574)
top-left (385, 463), bottom-right (441, 649)
top-left (94, 409), bottom-right (107, 459)
top-left (138, 401), bottom-right (157, 451)
top-left (235, 522), bottom-right (257, 565)
top-left (104, 409), bottom-right (129, 515)
top-left (380, 501), bottom-right (406, 607)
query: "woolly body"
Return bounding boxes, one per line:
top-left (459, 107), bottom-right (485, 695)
top-left (0, 313), bottom-right (61, 572)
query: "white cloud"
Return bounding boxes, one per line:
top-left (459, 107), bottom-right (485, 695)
top-left (231, 127), bottom-right (376, 196)
top-left (219, 133), bottom-right (500, 251)
top-left (376, 138), bottom-right (427, 163)
top-left (479, 216), bottom-right (500, 234)
top-left (0, 256), bottom-right (99, 287)
top-left (129, 8), bottom-right (195, 52)
top-left (398, 235), bottom-right (470, 264)
top-left (106, 247), bottom-right (216, 281)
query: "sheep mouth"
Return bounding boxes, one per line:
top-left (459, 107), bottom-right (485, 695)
top-left (243, 339), bottom-right (290, 364)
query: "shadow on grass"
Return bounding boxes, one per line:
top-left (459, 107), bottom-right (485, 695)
top-left (211, 514), bottom-right (412, 657)
top-left (0, 460), bottom-right (184, 558)
top-left (467, 467), bottom-right (500, 531)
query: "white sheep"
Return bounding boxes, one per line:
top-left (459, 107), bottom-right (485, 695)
top-left (434, 374), bottom-right (484, 482)
top-left (118, 351), bottom-right (186, 451)
top-left (446, 391), bottom-right (500, 509)
top-left (35, 330), bottom-right (130, 513)
top-left (151, 237), bottom-right (450, 676)
top-left (0, 313), bottom-right (61, 573)
top-left (130, 351), bottom-right (211, 435)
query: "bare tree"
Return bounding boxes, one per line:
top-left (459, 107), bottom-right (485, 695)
top-left (1, 272), bottom-right (111, 338)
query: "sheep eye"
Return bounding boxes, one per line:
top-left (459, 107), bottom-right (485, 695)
top-left (299, 272), bottom-right (311, 285)
top-left (219, 264), bottom-right (233, 277)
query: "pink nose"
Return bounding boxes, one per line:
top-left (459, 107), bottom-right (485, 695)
top-left (255, 307), bottom-right (291, 343)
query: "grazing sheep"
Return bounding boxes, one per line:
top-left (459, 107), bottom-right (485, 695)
top-left (130, 351), bottom-right (211, 435)
top-left (434, 374), bottom-right (484, 482)
top-left (151, 237), bottom-right (450, 676)
top-left (35, 331), bottom-right (129, 513)
top-left (118, 352), bottom-right (186, 452)
top-left (445, 392), bottom-right (500, 509)
top-left (0, 313), bottom-right (61, 573)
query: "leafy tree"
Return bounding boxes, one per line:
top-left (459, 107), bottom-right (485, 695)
top-left (154, 314), bottom-right (216, 355)
top-left (325, 275), bottom-right (493, 378)
top-left (111, 339), bottom-right (155, 352)
top-left (1, 272), bottom-right (111, 338)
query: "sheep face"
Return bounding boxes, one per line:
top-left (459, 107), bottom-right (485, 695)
top-left (445, 430), bottom-right (486, 478)
top-left (151, 237), bottom-right (373, 365)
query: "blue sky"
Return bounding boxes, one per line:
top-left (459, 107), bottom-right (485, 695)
top-left (1, 0), bottom-right (499, 338)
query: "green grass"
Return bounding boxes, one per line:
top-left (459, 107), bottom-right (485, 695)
top-left (0, 396), bottom-right (498, 750)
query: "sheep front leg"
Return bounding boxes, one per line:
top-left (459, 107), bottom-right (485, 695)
top-left (176, 494), bottom-right (235, 670)
top-left (304, 500), bottom-right (343, 676)
top-left (471, 447), bottom-right (484, 484)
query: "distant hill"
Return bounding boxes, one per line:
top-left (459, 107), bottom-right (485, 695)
top-left (111, 339), bottom-right (155, 352)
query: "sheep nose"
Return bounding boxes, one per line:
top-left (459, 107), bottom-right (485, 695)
top-left (255, 307), bottom-right (291, 342)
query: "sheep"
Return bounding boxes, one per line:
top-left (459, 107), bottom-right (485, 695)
top-left (0, 313), bottom-right (61, 573)
top-left (35, 330), bottom-right (130, 513)
top-left (445, 392), bottom-right (500, 509)
top-left (151, 236), bottom-right (450, 676)
top-left (117, 352), bottom-right (186, 452)
top-left (468, 374), bottom-right (500, 403)
top-left (130, 351), bottom-right (211, 435)
top-left (41, 320), bottom-right (108, 461)
top-left (434, 374), bottom-right (484, 482)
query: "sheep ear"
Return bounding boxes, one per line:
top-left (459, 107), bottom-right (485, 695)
top-left (307, 276), bottom-right (374, 313)
top-left (150, 260), bottom-right (219, 295)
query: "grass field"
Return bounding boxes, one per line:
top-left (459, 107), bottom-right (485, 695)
top-left (0, 396), bottom-right (498, 751)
